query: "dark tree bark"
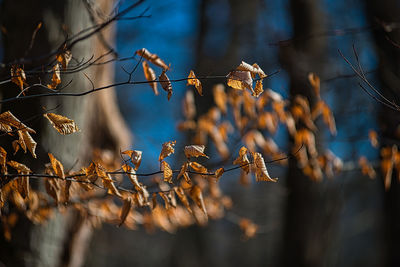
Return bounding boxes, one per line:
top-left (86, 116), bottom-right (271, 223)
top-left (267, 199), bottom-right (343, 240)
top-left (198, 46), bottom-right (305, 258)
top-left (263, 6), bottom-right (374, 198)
top-left (279, 1), bottom-right (341, 266)
top-left (365, 1), bottom-right (400, 266)
top-left (0, 1), bottom-right (131, 266)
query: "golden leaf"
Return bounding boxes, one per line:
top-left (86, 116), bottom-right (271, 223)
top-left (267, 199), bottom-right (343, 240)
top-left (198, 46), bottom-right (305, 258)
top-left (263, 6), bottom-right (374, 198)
top-left (254, 80), bottom-right (264, 97)
top-left (20, 130), bottom-right (37, 158)
top-left (159, 192), bottom-right (171, 210)
top-left (56, 47), bottom-right (72, 70)
top-left (174, 187), bottom-right (192, 214)
top-left (236, 61), bottom-right (267, 79)
top-left (190, 185), bottom-right (207, 216)
top-left (214, 168), bottom-right (224, 181)
top-left (95, 163), bottom-right (122, 197)
top-left (184, 145), bottom-right (209, 159)
top-left (45, 178), bottom-right (60, 204)
top-left (122, 150), bottom-right (142, 170)
top-left (142, 61), bottom-right (158, 95)
top-left (239, 218), bottom-right (258, 240)
top-left (213, 84), bottom-right (227, 114)
top-left (177, 162), bottom-right (191, 183)
top-left (119, 197), bottom-right (133, 227)
top-left (161, 161), bottom-right (173, 183)
top-left (122, 164), bottom-right (140, 188)
top-left (368, 130), bottom-right (378, 148)
top-left (135, 48), bottom-right (169, 70)
top-left (159, 70), bottom-right (173, 100)
top-left (189, 162), bottom-right (208, 174)
top-left (43, 113), bottom-right (79, 135)
top-left (187, 70), bottom-right (202, 96)
top-left (226, 70), bottom-right (253, 94)
top-left (0, 146), bottom-right (7, 174)
top-left (0, 111), bottom-right (35, 133)
top-left (308, 72), bottom-right (320, 98)
top-left (233, 146), bottom-right (250, 174)
top-left (11, 65), bottom-right (27, 93)
top-left (159, 140), bottom-right (176, 162)
top-left (253, 152), bottom-right (278, 182)
top-left (48, 153), bottom-right (65, 179)
top-left (7, 160), bottom-right (31, 174)
top-left (7, 161), bottom-right (31, 199)
top-left (47, 64), bottom-right (61, 89)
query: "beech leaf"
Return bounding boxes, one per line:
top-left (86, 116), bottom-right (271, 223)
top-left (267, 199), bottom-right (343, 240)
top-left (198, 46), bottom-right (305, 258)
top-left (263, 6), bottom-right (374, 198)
top-left (184, 145), bottom-right (209, 159)
top-left (43, 113), bottom-right (79, 135)
top-left (135, 48), bottom-right (169, 70)
top-left (142, 61), bottom-right (158, 95)
top-left (159, 140), bottom-right (176, 162)
top-left (159, 70), bottom-right (173, 100)
top-left (187, 70), bottom-right (202, 96)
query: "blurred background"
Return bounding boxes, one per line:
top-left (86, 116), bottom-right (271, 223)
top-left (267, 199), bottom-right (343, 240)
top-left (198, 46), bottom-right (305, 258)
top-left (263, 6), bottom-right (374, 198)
top-left (1, 0), bottom-right (400, 266)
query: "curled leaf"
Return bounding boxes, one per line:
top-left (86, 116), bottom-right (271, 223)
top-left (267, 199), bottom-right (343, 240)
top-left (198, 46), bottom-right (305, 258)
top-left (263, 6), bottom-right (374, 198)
top-left (227, 70), bottom-right (253, 94)
top-left (177, 162), bottom-right (191, 183)
top-left (214, 168), bottom-right (224, 181)
top-left (233, 146), bottom-right (250, 174)
top-left (0, 111), bottom-right (35, 133)
top-left (159, 140), bottom-right (176, 162)
top-left (161, 161), bottom-right (173, 183)
top-left (308, 72), bottom-right (320, 98)
top-left (47, 64), bottom-right (61, 89)
top-left (253, 152), bottom-right (277, 182)
top-left (56, 47), bottom-right (72, 70)
top-left (159, 70), bottom-right (172, 100)
top-left (174, 187), bottom-right (192, 214)
top-left (236, 61), bottom-right (267, 79)
top-left (187, 70), bottom-right (202, 96)
top-left (43, 113), bottom-right (79, 135)
top-left (122, 150), bottom-right (142, 170)
top-left (119, 197), bottom-right (133, 227)
top-left (48, 153), bottom-right (65, 179)
top-left (135, 48), bottom-right (169, 70)
top-left (142, 61), bottom-right (158, 95)
top-left (189, 162), bottom-right (208, 174)
top-left (11, 65), bottom-right (27, 93)
top-left (184, 145), bottom-right (209, 159)
top-left (190, 185), bottom-right (207, 216)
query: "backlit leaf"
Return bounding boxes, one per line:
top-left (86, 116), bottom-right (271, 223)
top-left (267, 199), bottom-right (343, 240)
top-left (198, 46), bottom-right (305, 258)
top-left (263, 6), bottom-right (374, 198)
top-left (162, 161), bottom-right (173, 183)
top-left (43, 113), bottom-right (79, 135)
top-left (174, 187), bottom-right (192, 214)
top-left (233, 146), bottom-right (250, 174)
top-left (0, 111), bottom-right (35, 133)
top-left (159, 140), bottom-right (176, 162)
top-left (187, 70), bottom-right (202, 96)
top-left (190, 185), bottom-right (207, 216)
top-left (236, 61), bottom-right (267, 79)
top-left (253, 152), bottom-right (278, 182)
top-left (48, 153), bottom-right (65, 179)
top-left (159, 70), bottom-right (172, 100)
top-left (227, 70), bottom-right (253, 94)
top-left (56, 47), bottom-right (72, 70)
top-left (11, 65), bottom-right (27, 93)
top-left (142, 61), bottom-right (158, 95)
top-left (122, 150), bottom-right (142, 170)
top-left (119, 197), bottom-right (132, 227)
top-left (214, 168), bottom-right (224, 181)
top-left (184, 145), bottom-right (209, 159)
top-left (135, 48), bottom-right (169, 70)
top-left (47, 64), bottom-right (61, 89)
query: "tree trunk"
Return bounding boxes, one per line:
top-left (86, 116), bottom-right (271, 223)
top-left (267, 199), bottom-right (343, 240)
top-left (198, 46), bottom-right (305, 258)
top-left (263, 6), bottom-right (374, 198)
top-left (279, 1), bottom-right (341, 266)
top-left (0, 1), bottom-right (130, 266)
top-left (365, 1), bottom-right (400, 265)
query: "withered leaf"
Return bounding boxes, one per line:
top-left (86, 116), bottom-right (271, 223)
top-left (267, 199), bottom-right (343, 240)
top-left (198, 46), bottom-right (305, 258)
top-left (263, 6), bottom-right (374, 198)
top-left (11, 65), bottom-right (27, 93)
top-left (213, 84), bottom-right (227, 114)
top-left (159, 192), bottom-right (171, 210)
top-left (7, 161), bottom-right (31, 199)
top-left (135, 48), bottom-right (169, 70)
top-left (177, 162), bottom-right (191, 183)
top-left (0, 146), bottom-right (7, 174)
top-left (233, 146), bottom-right (250, 174)
top-left (47, 64), bottom-right (61, 89)
top-left (95, 163), bottom-right (122, 198)
top-left (159, 140), bottom-right (176, 162)
top-left (227, 70), bottom-right (253, 94)
top-left (190, 185), bottom-right (207, 216)
top-left (43, 113), bottom-right (79, 135)
top-left (236, 61), bottom-right (267, 79)
top-left (253, 152), bottom-right (278, 182)
top-left (184, 145), bottom-right (209, 159)
top-left (119, 197), bottom-right (133, 227)
top-left (56, 47), bottom-right (72, 70)
top-left (189, 162), bottom-right (208, 174)
top-left (174, 187), bottom-right (192, 214)
top-left (142, 61), bottom-right (158, 95)
top-left (187, 70), bottom-right (202, 96)
top-left (122, 150), bottom-right (142, 170)
top-left (254, 80), bottom-right (264, 97)
top-left (161, 161), bottom-right (173, 183)
top-left (0, 111), bottom-right (35, 133)
top-left (20, 131), bottom-right (37, 158)
top-left (48, 153), bottom-right (65, 179)
top-left (214, 168), bottom-right (224, 181)
top-left (159, 70), bottom-right (172, 100)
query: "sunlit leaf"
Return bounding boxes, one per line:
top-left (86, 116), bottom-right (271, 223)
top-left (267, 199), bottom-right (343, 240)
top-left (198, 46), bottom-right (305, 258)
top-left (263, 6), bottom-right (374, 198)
top-left (56, 47), bottom-right (72, 70)
top-left (174, 187), bottom-right (192, 214)
top-left (142, 61), bottom-right (158, 95)
top-left (214, 168), bottom-right (224, 181)
top-left (0, 111), bottom-right (35, 133)
top-left (187, 70), bottom-right (202, 96)
top-left (119, 197), bottom-right (132, 227)
top-left (189, 162), bottom-right (208, 174)
top-left (43, 113), bottom-right (79, 135)
top-left (184, 145), bottom-right (209, 159)
top-left (47, 64), bottom-right (61, 89)
top-left (159, 70), bottom-right (172, 100)
top-left (190, 185), bottom-right (207, 216)
top-left (122, 150), bottom-right (142, 170)
top-left (233, 146), bottom-right (250, 174)
top-left (135, 48), bottom-right (169, 70)
top-left (48, 153), bottom-right (65, 179)
top-left (11, 65), bottom-right (27, 93)
top-left (253, 152), bottom-right (278, 182)
top-left (159, 140), bottom-right (176, 162)
top-left (227, 70), bottom-right (253, 94)
top-left (161, 161), bottom-right (173, 183)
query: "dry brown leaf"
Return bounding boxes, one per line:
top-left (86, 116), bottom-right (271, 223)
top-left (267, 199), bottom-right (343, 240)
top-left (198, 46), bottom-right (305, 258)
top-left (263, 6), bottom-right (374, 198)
top-left (358, 156), bottom-right (376, 179)
top-left (254, 80), bottom-right (264, 97)
top-left (11, 65), bottom-right (27, 93)
top-left (122, 164), bottom-right (141, 189)
top-left (213, 84), bottom-right (227, 114)
top-left (227, 70), bottom-right (253, 94)
top-left (159, 70), bottom-right (172, 100)
top-left (177, 162), bottom-right (191, 184)
top-left (142, 61), bottom-right (158, 95)
top-left (308, 72), bottom-right (320, 98)
top-left (159, 192), bottom-right (171, 210)
top-left (184, 145), bottom-right (209, 159)
top-left (187, 70), bottom-right (202, 96)
top-left (7, 161), bottom-right (31, 199)
top-left (236, 61), bottom-right (267, 79)
top-left (253, 152), bottom-right (278, 182)
top-left (0, 146), bottom-right (7, 174)
top-left (20, 131), bottom-right (37, 158)
top-left (214, 168), bottom-right (224, 181)
top-left (174, 187), bottom-right (192, 214)
top-left (95, 163), bottom-right (122, 198)
top-left (43, 113), bottom-right (79, 135)
top-left (47, 64), bottom-right (61, 89)
top-left (368, 130), bottom-right (378, 148)
top-left (56, 47), bottom-right (72, 70)
top-left (190, 185), bottom-right (207, 216)
top-left (48, 153), bottom-right (65, 179)
top-left (189, 162), bottom-right (208, 174)
top-left (233, 146), bottom-right (250, 174)
top-left (135, 48), bottom-right (169, 70)
top-left (122, 150), bottom-right (142, 170)
top-left (119, 197), bottom-right (132, 227)
top-left (159, 140), bottom-right (176, 162)
top-left (0, 111), bottom-right (35, 133)
top-left (162, 161), bottom-right (173, 183)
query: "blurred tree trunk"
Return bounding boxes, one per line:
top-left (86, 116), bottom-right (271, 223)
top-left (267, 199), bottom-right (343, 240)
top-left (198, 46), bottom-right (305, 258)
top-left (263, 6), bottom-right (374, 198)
top-left (279, 1), bottom-right (341, 266)
top-left (365, 1), bottom-right (400, 266)
top-left (0, 1), bottom-right (130, 266)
